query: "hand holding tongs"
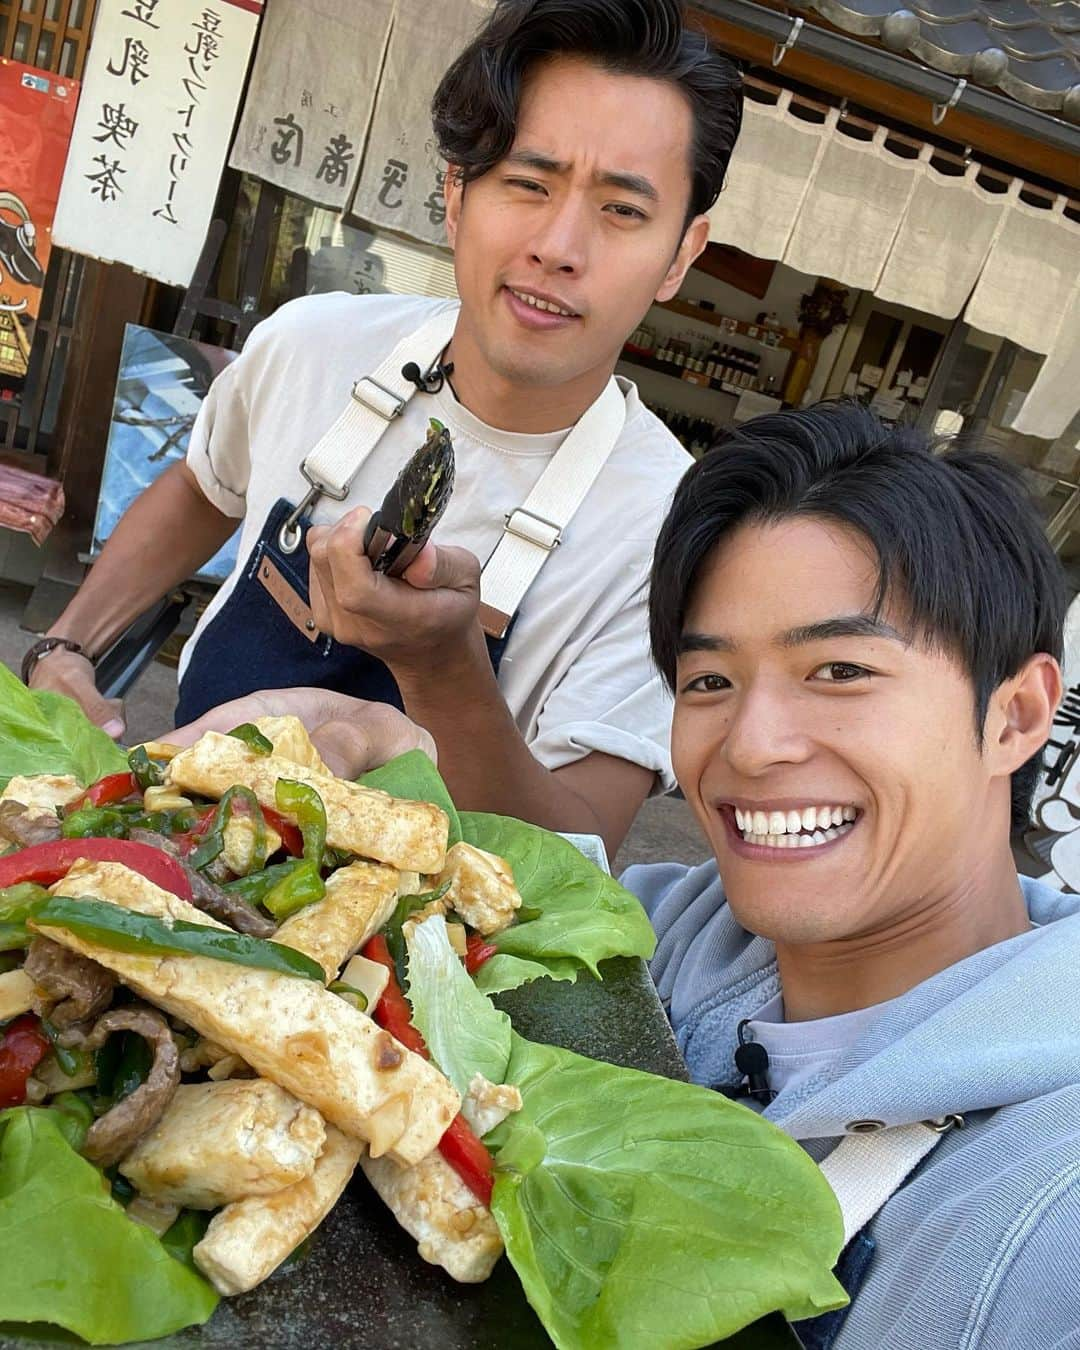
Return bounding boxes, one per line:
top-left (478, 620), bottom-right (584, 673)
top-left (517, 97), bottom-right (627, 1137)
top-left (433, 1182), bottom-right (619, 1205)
top-left (362, 418), bottom-right (456, 577)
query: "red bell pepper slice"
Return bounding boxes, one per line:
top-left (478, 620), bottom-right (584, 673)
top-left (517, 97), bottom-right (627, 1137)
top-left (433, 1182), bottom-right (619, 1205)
top-left (260, 807), bottom-right (304, 858)
top-left (464, 934), bottom-right (498, 975)
top-left (361, 933), bottom-right (496, 1205)
top-left (0, 838), bottom-right (193, 902)
top-left (439, 1113), bottom-right (495, 1208)
top-left (362, 934), bottom-right (429, 1056)
top-left (67, 772), bottom-right (139, 813)
top-left (0, 1015), bottom-right (50, 1108)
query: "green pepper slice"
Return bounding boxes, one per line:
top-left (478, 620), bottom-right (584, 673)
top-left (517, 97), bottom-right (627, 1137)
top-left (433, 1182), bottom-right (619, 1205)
top-left (188, 785), bottom-right (267, 873)
top-left (60, 805), bottom-right (131, 839)
top-left (41, 1017), bottom-right (89, 1078)
top-left (328, 980), bottom-right (368, 1012)
top-left (274, 780), bottom-right (327, 867)
top-left (262, 859), bottom-right (325, 921)
top-left (228, 723), bottom-right (274, 755)
top-left (35, 895), bottom-right (325, 981)
top-left (383, 880), bottom-right (452, 972)
top-left (127, 745), bottom-right (165, 790)
top-left (49, 1090), bottom-right (96, 1151)
top-left (223, 859), bottom-right (306, 908)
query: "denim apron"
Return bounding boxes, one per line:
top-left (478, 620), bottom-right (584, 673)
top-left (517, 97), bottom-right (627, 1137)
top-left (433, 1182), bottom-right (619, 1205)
top-left (174, 496), bottom-right (512, 725)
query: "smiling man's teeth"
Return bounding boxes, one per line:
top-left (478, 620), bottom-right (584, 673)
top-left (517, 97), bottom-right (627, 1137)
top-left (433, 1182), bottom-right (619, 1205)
top-left (733, 804), bottom-right (858, 850)
top-left (510, 288), bottom-right (574, 317)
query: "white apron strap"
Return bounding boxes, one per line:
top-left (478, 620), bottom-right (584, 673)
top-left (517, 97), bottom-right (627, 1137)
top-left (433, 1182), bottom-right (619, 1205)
top-left (300, 303), bottom-right (461, 500)
top-left (478, 377), bottom-right (627, 639)
top-left (819, 1122), bottom-right (946, 1248)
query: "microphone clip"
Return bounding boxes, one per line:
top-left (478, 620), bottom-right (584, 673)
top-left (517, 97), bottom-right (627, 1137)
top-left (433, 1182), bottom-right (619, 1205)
top-left (401, 358), bottom-right (455, 395)
top-left (734, 1019), bottom-right (776, 1104)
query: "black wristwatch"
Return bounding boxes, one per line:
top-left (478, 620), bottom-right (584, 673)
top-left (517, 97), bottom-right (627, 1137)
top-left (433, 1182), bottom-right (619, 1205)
top-left (21, 637), bottom-right (93, 686)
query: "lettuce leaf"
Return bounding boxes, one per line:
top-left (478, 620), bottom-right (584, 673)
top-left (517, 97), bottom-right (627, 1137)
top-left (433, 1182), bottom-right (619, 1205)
top-left (406, 913), bottom-right (511, 1095)
top-left (0, 662), bottom-right (128, 791)
top-left (459, 812), bottom-right (656, 991)
top-left (360, 749), bottom-right (462, 846)
top-left (407, 918), bottom-right (848, 1350)
top-left (0, 1107), bottom-right (218, 1344)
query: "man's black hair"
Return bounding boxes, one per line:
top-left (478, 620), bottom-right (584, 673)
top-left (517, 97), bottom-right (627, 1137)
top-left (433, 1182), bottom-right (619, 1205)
top-left (650, 402), bottom-right (1067, 831)
top-left (432, 0), bottom-right (743, 223)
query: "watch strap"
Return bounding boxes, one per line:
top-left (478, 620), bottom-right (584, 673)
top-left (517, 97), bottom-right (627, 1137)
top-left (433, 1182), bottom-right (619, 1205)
top-left (21, 637), bottom-right (92, 686)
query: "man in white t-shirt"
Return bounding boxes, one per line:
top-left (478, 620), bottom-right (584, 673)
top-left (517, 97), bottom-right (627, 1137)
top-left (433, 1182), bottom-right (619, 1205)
top-left (24, 0), bottom-right (743, 856)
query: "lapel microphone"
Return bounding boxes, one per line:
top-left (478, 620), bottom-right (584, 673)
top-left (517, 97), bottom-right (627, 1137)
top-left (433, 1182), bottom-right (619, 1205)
top-left (733, 1019), bottom-right (776, 1104)
top-left (401, 359), bottom-right (455, 395)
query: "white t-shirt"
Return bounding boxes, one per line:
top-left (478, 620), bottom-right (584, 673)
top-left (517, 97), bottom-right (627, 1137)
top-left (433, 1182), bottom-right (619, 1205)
top-left (183, 292), bottom-right (693, 789)
top-left (744, 992), bottom-right (887, 1100)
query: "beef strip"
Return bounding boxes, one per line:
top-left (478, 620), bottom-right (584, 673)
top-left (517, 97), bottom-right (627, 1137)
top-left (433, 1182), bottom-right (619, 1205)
top-left (0, 800), bottom-right (63, 848)
top-left (75, 1005), bottom-right (181, 1167)
top-left (126, 828), bottom-right (276, 937)
top-left (24, 937), bottom-right (117, 1028)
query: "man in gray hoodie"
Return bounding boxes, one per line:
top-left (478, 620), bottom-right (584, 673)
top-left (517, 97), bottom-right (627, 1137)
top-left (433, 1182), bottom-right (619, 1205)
top-left (625, 402), bottom-right (1079, 1350)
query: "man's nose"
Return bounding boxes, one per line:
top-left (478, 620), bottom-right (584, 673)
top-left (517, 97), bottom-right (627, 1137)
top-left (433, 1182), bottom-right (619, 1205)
top-left (528, 195), bottom-right (590, 275)
top-left (721, 684), bottom-right (812, 777)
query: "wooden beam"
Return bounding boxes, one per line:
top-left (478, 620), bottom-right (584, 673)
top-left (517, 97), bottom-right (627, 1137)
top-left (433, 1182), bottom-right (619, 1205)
top-left (694, 8), bottom-right (1080, 189)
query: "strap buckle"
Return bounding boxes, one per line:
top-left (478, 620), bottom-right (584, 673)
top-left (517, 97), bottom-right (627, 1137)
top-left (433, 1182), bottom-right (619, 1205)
top-left (504, 507), bottom-right (561, 551)
top-left (278, 464), bottom-right (351, 555)
top-left (351, 375), bottom-right (406, 421)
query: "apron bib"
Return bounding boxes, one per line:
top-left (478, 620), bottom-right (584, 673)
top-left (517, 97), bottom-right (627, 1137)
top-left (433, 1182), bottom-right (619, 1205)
top-left (174, 497), bottom-right (511, 725)
top-left (173, 302), bottom-right (625, 726)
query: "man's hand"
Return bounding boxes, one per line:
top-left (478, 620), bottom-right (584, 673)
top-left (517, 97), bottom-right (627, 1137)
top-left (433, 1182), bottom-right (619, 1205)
top-left (28, 649), bottom-right (125, 740)
top-left (167, 686), bottom-right (436, 779)
top-left (307, 506), bottom-right (483, 672)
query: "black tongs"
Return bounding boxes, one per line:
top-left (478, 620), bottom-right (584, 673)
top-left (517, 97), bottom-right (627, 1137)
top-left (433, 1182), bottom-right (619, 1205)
top-left (362, 419), bottom-right (456, 577)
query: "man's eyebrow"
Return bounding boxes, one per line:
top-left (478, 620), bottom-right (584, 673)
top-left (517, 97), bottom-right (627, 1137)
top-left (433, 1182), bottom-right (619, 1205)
top-left (504, 151), bottom-right (660, 202)
top-left (781, 616), bottom-right (909, 647)
top-left (677, 631), bottom-right (736, 655)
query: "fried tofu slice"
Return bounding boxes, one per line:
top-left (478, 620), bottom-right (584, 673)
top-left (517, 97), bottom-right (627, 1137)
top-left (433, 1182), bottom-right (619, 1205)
top-left (0, 773), bottom-right (85, 813)
top-left (221, 813), bottom-right (282, 877)
top-left (461, 1073), bottom-right (523, 1139)
top-left (119, 1079), bottom-right (326, 1209)
top-left (251, 716), bottom-right (330, 775)
top-left (194, 1125), bottom-right (363, 1295)
top-left (274, 860), bottom-right (399, 981)
top-left (166, 733), bottom-right (448, 873)
top-left (361, 1149), bottom-right (503, 1284)
top-left (35, 860), bottom-right (459, 1165)
top-left (436, 843), bottom-right (522, 936)
top-left (0, 968), bottom-right (37, 1022)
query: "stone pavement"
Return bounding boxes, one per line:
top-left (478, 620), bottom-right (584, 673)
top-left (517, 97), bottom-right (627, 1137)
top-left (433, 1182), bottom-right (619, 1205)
top-left (0, 578), bottom-right (711, 875)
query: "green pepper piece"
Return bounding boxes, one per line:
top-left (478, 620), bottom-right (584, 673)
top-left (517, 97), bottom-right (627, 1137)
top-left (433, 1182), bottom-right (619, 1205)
top-left (262, 859), bottom-right (325, 921)
top-left (41, 1017), bottom-right (88, 1078)
top-left (49, 1090), bottom-right (95, 1151)
top-left (328, 980), bottom-right (368, 1012)
top-left (274, 779), bottom-right (327, 867)
top-left (93, 1029), bottom-right (152, 1113)
top-left (222, 859), bottom-right (305, 908)
top-left (61, 805), bottom-right (129, 839)
top-left (228, 723), bottom-right (274, 755)
top-left (0, 882), bottom-right (47, 921)
top-left (127, 745), bottom-right (165, 790)
top-left (0, 922), bottom-right (30, 951)
top-left (188, 785), bottom-right (267, 874)
top-left (36, 895), bottom-right (325, 982)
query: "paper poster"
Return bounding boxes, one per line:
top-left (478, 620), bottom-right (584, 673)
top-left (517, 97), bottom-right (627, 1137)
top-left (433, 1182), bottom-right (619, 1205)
top-left (53, 0), bottom-right (262, 288)
top-left (348, 0), bottom-right (492, 245)
top-left (0, 60), bottom-right (79, 380)
top-left (228, 0), bottom-right (393, 211)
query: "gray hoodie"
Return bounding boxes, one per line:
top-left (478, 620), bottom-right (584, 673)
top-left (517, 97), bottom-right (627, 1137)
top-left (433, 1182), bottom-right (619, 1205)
top-left (623, 863), bottom-right (1080, 1350)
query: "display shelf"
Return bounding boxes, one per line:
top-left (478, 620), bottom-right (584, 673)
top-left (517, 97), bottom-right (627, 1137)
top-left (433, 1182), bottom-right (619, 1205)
top-left (656, 298), bottom-right (800, 351)
top-left (619, 348), bottom-right (747, 397)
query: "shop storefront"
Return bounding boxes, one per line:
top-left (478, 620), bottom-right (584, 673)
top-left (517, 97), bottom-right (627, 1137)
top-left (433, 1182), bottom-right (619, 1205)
top-left (0, 0), bottom-right (1077, 620)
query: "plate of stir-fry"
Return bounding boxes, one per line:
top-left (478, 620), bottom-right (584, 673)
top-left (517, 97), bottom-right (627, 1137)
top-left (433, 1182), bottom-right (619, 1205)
top-left (0, 668), bottom-right (848, 1350)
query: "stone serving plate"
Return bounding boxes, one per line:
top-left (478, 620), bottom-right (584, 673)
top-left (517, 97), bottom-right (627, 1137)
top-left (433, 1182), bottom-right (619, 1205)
top-left (0, 958), bottom-right (804, 1350)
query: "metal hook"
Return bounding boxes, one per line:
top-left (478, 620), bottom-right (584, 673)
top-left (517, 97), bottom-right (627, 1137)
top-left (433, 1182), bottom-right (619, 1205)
top-left (931, 77), bottom-right (967, 125)
top-left (771, 15), bottom-right (803, 67)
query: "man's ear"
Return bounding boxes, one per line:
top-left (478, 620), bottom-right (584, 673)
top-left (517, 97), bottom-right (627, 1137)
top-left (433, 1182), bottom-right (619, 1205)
top-left (444, 165), bottom-right (464, 249)
top-left (656, 213), bottom-right (710, 303)
top-left (987, 653), bottom-right (1063, 776)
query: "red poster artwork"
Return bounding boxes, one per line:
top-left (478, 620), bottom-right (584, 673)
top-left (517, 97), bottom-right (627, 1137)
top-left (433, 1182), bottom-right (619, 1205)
top-left (0, 59), bottom-right (79, 380)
